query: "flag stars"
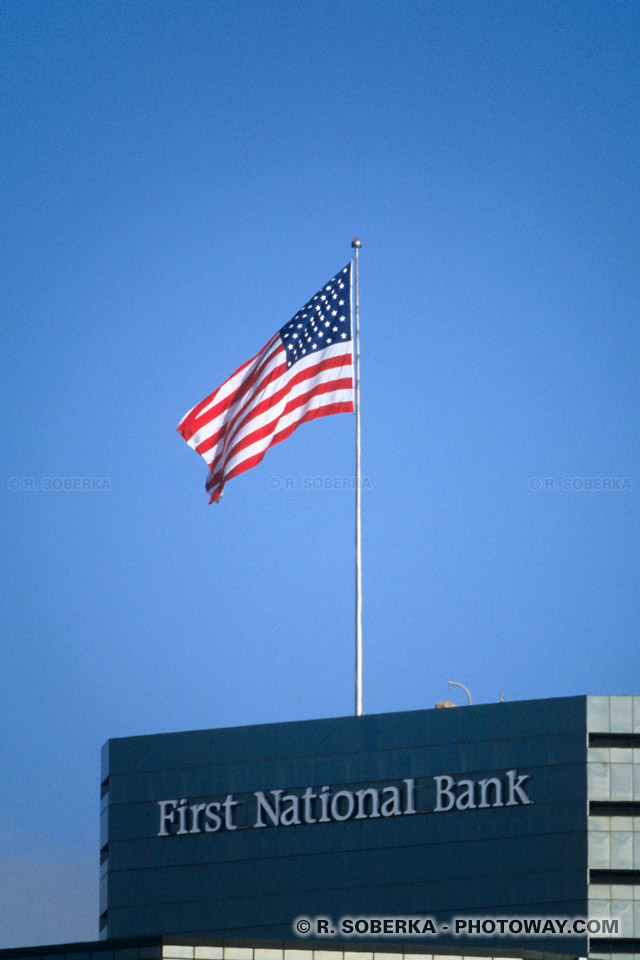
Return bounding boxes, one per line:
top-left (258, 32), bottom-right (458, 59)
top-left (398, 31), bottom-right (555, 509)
top-left (280, 265), bottom-right (352, 369)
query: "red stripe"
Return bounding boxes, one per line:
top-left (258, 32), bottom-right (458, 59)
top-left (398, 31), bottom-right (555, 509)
top-left (208, 374), bottom-right (353, 477)
top-left (177, 353), bottom-right (256, 436)
top-left (195, 355), bottom-right (287, 459)
top-left (185, 338), bottom-right (283, 440)
top-left (206, 353), bottom-right (351, 461)
top-left (207, 400), bottom-right (354, 502)
top-left (205, 388), bottom-right (353, 494)
top-left (214, 377), bottom-right (353, 471)
top-left (271, 401), bottom-right (354, 446)
top-left (204, 353), bottom-right (352, 466)
top-left (178, 345), bottom-right (269, 440)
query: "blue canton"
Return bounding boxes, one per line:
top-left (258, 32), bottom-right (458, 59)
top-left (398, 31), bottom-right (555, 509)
top-left (279, 263), bottom-right (352, 370)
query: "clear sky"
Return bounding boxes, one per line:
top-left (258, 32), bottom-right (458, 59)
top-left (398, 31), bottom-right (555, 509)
top-left (1, 0), bottom-right (638, 947)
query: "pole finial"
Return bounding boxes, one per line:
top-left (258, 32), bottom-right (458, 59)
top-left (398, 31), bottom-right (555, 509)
top-left (351, 237), bottom-right (362, 248)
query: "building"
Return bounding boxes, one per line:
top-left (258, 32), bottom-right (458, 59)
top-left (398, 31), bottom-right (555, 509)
top-left (95, 695), bottom-right (640, 958)
top-left (2, 695), bottom-right (636, 960)
top-left (0, 933), bottom-right (586, 960)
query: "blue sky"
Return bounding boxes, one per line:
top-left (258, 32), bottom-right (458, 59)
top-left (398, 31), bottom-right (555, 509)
top-left (1, 0), bottom-right (638, 946)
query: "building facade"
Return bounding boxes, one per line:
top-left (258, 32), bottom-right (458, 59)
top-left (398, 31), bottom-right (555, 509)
top-left (0, 933), bottom-right (584, 960)
top-left (98, 695), bottom-right (640, 957)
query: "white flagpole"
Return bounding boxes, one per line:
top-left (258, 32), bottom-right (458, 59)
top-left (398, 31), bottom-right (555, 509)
top-left (352, 237), bottom-right (363, 717)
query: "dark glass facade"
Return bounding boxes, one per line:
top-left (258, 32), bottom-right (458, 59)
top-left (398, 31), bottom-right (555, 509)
top-left (101, 696), bottom-right (595, 954)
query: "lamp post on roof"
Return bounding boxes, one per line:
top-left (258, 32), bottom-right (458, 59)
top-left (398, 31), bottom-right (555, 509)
top-left (447, 680), bottom-right (472, 706)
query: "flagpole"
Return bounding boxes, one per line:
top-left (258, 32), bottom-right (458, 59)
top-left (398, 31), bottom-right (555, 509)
top-left (352, 237), bottom-right (363, 717)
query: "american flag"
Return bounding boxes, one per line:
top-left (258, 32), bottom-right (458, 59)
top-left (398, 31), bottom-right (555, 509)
top-left (177, 263), bottom-right (354, 503)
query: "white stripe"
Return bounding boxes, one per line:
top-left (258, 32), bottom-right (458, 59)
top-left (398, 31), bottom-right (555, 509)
top-left (273, 384), bottom-right (354, 439)
top-left (206, 362), bottom-right (353, 471)
top-left (221, 385), bottom-right (354, 479)
top-left (216, 385), bottom-right (354, 477)
top-left (194, 342), bottom-right (352, 458)
top-left (187, 343), bottom-right (285, 451)
top-left (279, 339), bottom-right (353, 376)
top-left (215, 356), bottom-right (352, 459)
top-left (180, 361), bottom-right (251, 425)
top-left (184, 335), bottom-right (281, 429)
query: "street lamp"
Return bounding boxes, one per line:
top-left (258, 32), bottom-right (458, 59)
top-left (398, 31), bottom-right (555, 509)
top-left (447, 680), bottom-right (472, 706)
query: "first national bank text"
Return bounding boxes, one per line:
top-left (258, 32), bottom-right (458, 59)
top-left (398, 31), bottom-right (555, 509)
top-left (157, 770), bottom-right (533, 836)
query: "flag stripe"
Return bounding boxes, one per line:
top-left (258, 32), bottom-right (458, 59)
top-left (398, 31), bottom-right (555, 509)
top-left (192, 349), bottom-right (288, 458)
top-left (206, 398), bottom-right (354, 502)
top-left (178, 263), bottom-right (354, 503)
top-left (179, 336), bottom-right (283, 443)
top-left (177, 346), bottom-right (266, 438)
top-left (204, 352), bottom-right (353, 467)
top-left (209, 377), bottom-right (354, 478)
top-left (193, 340), bottom-right (350, 455)
top-left (208, 386), bottom-right (354, 486)
top-left (193, 335), bottom-right (283, 428)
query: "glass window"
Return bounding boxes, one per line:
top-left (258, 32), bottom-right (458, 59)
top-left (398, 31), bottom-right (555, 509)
top-left (589, 830), bottom-right (611, 868)
top-left (611, 830), bottom-right (633, 868)
top-left (611, 898), bottom-right (633, 937)
top-left (633, 696), bottom-right (640, 733)
top-left (610, 697), bottom-right (633, 733)
top-left (588, 696), bottom-right (610, 732)
top-left (611, 764), bottom-right (633, 801)
top-left (588, 762), bottom-right (611, 800)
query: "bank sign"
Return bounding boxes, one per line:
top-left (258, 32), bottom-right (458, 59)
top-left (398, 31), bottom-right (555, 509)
top-left (157, 768), bottom-right (533, 837)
